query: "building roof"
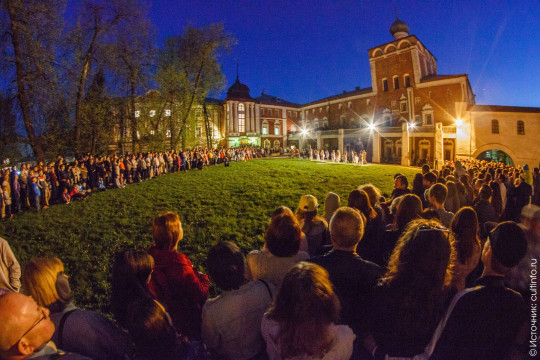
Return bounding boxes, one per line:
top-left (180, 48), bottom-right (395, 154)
top-left (302, 86), bottom-right (373, 107)
top-left (255, 92), bottom-right (300, 107)
top-left (226, 77), bottom-right (252, 100)
top-left (420, 74), bottom-right (468, 82)
top-left (470, 105), bottom-right (540, 113)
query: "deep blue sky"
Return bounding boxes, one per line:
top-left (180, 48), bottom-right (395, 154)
top-left (149, 0), bottom-right (539, 107)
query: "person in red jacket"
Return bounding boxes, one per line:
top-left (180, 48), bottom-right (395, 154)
top-left (148, 211), bottom-right (209, 340)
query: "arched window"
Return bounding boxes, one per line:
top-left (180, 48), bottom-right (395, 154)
top-left (393, 75), bottom-right (399, 90)
top-left (517, 120), bottom-right (525, 135)
top-left (262, 120), bottom-right (269, 135)
top-left (491, 119), bottom-right (499, 134)
top-left (238, 103), bottom-right (245, 112)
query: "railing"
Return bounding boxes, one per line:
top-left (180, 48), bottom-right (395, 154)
top-left (443, 126), bottom-right (456, 133)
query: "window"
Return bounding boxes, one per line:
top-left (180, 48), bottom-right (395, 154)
top-left (136, 131), bottom-right (140, 139)
top-left (238, 103), bottom-right (245, 111)
top-left (287, 111), bottom-right (291, 117)
top-left (262, 121), bottom-right (269, 135)
top-left (196, 125), bottom-right (202, 137)
top-left (165, 109), bottom-right (171, 116)
top-left (517, 120), bottom-right (525, 135)
top-left (268, 109), bottom-right (273, 116)
top-left (400, 102), bottom-right (407, 113)
top-left (339, 104), bottom-right (343, 110)
top-left (491, 119), bottom-right (499, 134)
top-left (366, 99), bottom-right (371, 105)
top-left (404, 75), bottom-right (411, 87)
top-left (238, 113), bottom-right (245, 132)
top-left (393, 76), bottom-right (399, 90)
top-left (149, 110), bottom-right (156, 117)
top-left (426, 114), bottom-right (432, 125)
top-left (348, 102), bottom-right (352, 109)
top-left (166, 130), bottom-right (171, 138)
top-left (415, 97), bottom-right (421, 105)
top-left (382, 79), bottom-right (388, 92)
top-left (134, 111), bottom-right (140, 118)
top-left (276, 110), bottom-right (280, 117)
top-left (150, 130), bottom-right (155, 135)
top-left (260, 108), bottom-right (264, 116)
top-left (274, 126), bottom-right (280, 135)
top-left (319, 108), bottom-right (322, 113)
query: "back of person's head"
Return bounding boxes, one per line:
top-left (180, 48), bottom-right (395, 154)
top-left (152, 212), bottom-right (183, 250)
top-left (423, 172), bottom-right (437, 185)
top-left (385, 219), bottom-right (452, 289)
top-left (358, 184), bottom-right (382, 207)
top-left (111, 251), bottom-right (155, 326)
top-left (266, 262), bottom-right (339, 359)
top-left (451, 207), bottom-right (481, 264)
top-left (396, 175), bottom-right (409, 188)
top-left (323, 192), bottom-right (341, 220)
top-left (0, 292), bottom-right (55, 357)
top-left (478, 184), bottom-right (492, 201)
top-left (206, 241), bottom-right (245, 291)
top-left (265, 213), bottom-right (302, 257)
top-left (22, 257), bottom-right (71, 310)
top-left (271, 206), bottom-right (294, 220)
top-left (459, 174), bottom-right (470, 186)
top-left (393, 194), bottom-right (423, 232)
top-left (329, 207), bottom-right (365, 250)
top-left (429, 183), bottom-right (448, 205)
top-left (421, 164), bottom-right (430, 175)
top-left (348, 189), bottom-right (376, 220)
top-left (485, 221), bottom-right (527, 274)
top-left (412, 173), bottom-right (424, 192)
top-left (125, 299), bottom-right (177, 359)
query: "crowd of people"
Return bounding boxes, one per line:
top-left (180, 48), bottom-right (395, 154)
top-left (1, 157), bottom-right (540, 359)
top-left (0, 147), bottom-right (269, 218)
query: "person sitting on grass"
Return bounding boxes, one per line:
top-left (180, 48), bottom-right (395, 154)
top-left (61, 188), bottom-right (70, 204)
top-left (295, 195), bottom-right (330, 257)
top-left (261, 262), bottom-right (355, 360)
top-left (202, 241), bottom-right (275, 360)
top-left (148, 212), bottom-right (209, 340)
top-left (246, 212), bottom-right (309, 287)
top-left (22, 257), bottom-right (133, 360)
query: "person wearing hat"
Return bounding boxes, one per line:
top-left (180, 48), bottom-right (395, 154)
top-left (431, 221), bottom-right (528, 360)
top-left (295, 195), bottom-right (330, 257)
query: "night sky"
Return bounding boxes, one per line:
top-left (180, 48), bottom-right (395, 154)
top-left (149, 0), bottom-right (538, 107)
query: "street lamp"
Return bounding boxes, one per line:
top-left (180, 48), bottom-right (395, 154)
top-left (368, 124), bottom-right (377, 131)
top-left (455, 118), bottom-right (463, 127)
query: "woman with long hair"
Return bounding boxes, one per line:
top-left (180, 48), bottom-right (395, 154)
top-left (411, 173), bottom-right (424, 199)
top-left (382, 194), bottom-right (424, 266)
top-left (148, 211), bottom-right (209, 339)
top-left (22, 257), bottom-right (133, 360)
top-left (366, 219), bottom-right (454, 358)
top-left (261, 262), bottom-right (355, 359)
top-left (111, 250), bottom-right (156, 328)
top-left (445, 181), bottom-right (460, 213)
top-left (348, 189), bottom-right (384, 266)
top-left (450, 207), bottom-right (482, 290)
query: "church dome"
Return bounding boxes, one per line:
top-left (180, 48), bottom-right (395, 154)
top-left (390, 18), bottom-right (410, 40)
top-left (226, 78), bottom-right (252, 99)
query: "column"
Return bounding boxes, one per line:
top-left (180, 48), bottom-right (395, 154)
top-left (316, 130), bottom-right (322, 150)
top-left (435, 122), bottom-right (444, 169)
top-left (372, 132), bottom-right (381, 163)
top-left (233, 101), bottom-right (238, 133)
top-left (283, 118), bottom-right (288, 148)
top-left (256, 105), bottom-right (261, 134)
top-left (401, 122), bottom-right (410, 166)
top-left (228, 102), bottom-right (233, 135)
top-left (338, 129), bottom-right (344, 154)
top-left (250, 104), bottom-right (255, 134)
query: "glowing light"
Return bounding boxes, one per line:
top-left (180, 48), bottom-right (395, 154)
top-left (455, 118), bottom-right (463, 127)
top-left (368, 124), bottom-right (377, 131)
top-left (301, 129), bottom-right (309, 136)
top-left (408, 123), bottom-right (416, 129)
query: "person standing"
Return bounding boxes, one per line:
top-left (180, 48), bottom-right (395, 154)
top-left (0, 236), bottom-right (21, 292)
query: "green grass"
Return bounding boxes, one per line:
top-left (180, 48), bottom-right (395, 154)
top-left (0, 159), bottom-right (418, 312)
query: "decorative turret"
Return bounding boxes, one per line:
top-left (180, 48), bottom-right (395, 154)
top-left (226, 62), bottom-right (252, 99)
top-left (390, 18), bottom-right (410, 40)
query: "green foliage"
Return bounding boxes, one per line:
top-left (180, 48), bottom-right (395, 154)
top-left (0, 160), bottom-right (417, 312)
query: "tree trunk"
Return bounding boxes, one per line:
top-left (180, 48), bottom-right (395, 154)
top-left (129, 76), bottom-right (138, 153)
top-left (177, 59), bottom-right (205, 148)
top-left (6, 0), bottom-right (46, 162)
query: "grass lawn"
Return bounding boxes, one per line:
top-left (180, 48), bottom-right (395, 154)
top-left (0, 158), bottom-right (418, 312)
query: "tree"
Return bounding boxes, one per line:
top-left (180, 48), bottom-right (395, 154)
top-left (156, 24), bottom-right (235, 150)
top-left (0, 91), bottom-right (22, 163)
top-left (2, 0), bottom-right (66, 162)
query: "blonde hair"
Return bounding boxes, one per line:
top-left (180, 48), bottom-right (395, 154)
top-left (22, 257), bottom-right (64, 307)
top-left (153, 211), bottom-right (183, 250)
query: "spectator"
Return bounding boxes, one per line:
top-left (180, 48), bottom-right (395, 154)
top-left (0, 236), bottom-right (21, 292)
top-left (428, 183), bottom-right (454, 227)
top-left (310, 207), bottom-right (383, 358)
top-left (0, 292), bottom-right (91, 359)
top-left (22, 257), bottom-right (133, 360)
top-left (444, 181), bottom-right (460, 213)
top-left (411, 173), bottom-right (424, 199)
top-left (388, 174), bottom-right (411, 202)
top-left (270, 206), bottom-right (308, 253)
top-left (202, 241), bottom-right (274, 360)
top-left (323, 192), bottom-right (340, 223)
top-left (261, 262), bottom-right (355, 360)
top-left (382, 194), bottom-right (423, 266)
top-left (246, 212), bottom-right (309, 287)
top-left (348, 189), bottom-right (385, 266)
top-left (489, 181), bottom-right (503, 220)
top-left (450, 207), bottom-right (482, 290)
top-left (473, 185), bottom-right (497, 238)
top-left (148, 211), bottom-right (209, 339)
top-left (295, 195), bottom-right (330, 257)
top-left (431, 221), bottom-right (528, 360)
top-left (111, 250), bottom-right (156, 328)
top-left (366, 219), bottom-right (453, 358)
top-left (358, 184), bottom-right (386, 223)
top-left (422, 172), bottom-right (437, 208)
